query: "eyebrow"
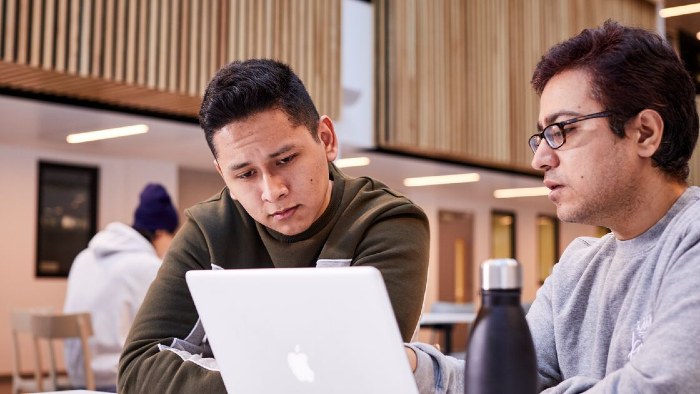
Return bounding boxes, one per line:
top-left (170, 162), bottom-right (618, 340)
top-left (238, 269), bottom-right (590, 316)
top-left (537, 110), bottom-right (584, 130)
top-left (227, 144), bottom-right (296, 171)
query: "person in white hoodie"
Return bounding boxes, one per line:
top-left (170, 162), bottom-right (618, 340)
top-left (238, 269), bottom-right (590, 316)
top-left (63, 183), bottom-right (178, 392)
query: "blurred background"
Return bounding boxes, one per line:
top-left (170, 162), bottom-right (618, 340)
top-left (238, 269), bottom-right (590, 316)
top-left (1, 0), bottom-right (700, 389)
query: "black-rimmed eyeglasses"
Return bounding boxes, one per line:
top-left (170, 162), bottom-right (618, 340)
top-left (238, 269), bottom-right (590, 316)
top-left (528, 111), bottom-right (613, 154)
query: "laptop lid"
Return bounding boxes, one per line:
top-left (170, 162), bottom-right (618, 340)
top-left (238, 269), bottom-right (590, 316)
top-left (186, 266), bottom-right (419, 394)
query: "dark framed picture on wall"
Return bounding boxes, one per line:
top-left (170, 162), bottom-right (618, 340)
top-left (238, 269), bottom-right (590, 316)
top-left (36, 161), bottom-right (99, 277)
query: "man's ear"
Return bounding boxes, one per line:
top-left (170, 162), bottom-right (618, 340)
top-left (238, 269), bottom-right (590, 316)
top-left (632, 109), bottom-right (663, 158)
top-left (317, 115), bottom-right (339, 162)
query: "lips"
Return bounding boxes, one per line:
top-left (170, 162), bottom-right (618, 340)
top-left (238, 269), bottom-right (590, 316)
top-left (543, 179), bottom-right (561, 190)
top-left (270, 205), bottom-right (299, 220)
top-left (543, 179), bottom-right (563, 201)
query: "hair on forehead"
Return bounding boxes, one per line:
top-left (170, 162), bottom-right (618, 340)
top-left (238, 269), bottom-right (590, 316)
top-left (199, 59), bottom-right (321, 158)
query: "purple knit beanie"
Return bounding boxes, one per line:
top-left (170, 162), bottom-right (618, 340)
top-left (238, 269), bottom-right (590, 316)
top-left (133, 183), bottom-right (178, 234)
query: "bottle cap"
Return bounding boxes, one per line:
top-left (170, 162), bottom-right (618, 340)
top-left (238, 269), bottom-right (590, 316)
top-left (480, 258), bottom-right (522, 290)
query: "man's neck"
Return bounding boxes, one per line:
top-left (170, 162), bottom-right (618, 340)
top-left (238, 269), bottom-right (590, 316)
top-left (610, 177), bottom-right (687, 241)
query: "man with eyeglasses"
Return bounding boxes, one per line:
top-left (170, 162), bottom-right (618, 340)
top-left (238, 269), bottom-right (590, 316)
top-left (406, 20), bottom-right (700, 393)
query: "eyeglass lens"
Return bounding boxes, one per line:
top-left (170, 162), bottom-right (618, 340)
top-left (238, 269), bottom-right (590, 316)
top-left (529, 125), bottom-right (564, 153)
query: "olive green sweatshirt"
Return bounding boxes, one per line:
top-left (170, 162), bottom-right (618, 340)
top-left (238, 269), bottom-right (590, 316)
top-left (118, 164), bottom-right (429, 393)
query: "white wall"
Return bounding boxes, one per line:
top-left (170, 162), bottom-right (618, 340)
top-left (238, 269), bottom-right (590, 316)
top-left (334, 0), bottom-right (374, 152)
top-left (0, 143), bottom-right (178, 374)
top-left (177, 167), bottom-right (225, 224)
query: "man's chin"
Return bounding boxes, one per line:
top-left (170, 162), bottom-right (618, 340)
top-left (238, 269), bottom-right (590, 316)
top-left (556, 207), bottom-right (596, 226)
top-left (268, 222), bottom-right (310, 236)
top-left (554, 206), bottom-right (576, 224)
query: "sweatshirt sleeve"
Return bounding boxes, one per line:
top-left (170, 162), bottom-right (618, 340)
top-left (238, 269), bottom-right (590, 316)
top-left (408, 343), bottom-right (465, 394)
top-left (352, 203), bottom-right (430, 341)
top-left (525, 269), bottom-right (562, 391)
top-left (118, 217), bottom-right (227, 393)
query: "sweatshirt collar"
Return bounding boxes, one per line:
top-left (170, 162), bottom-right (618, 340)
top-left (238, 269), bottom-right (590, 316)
top-left (615, 186), bottom-right (698, 258)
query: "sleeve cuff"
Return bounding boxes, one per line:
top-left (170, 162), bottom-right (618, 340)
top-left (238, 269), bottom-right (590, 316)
top-left (406, 343), bottom-right (439, 393)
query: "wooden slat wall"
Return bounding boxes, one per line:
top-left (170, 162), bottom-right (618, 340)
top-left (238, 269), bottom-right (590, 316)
top-left (0, 0), bottom-right (341, 119)
top-left (377, 0), bottom-right (660, 174)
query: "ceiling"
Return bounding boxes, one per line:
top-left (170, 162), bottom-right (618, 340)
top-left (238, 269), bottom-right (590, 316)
top-left (0, 94), bottom-right (213, 170)
top-left (665, 1), bottom-right (700, 36)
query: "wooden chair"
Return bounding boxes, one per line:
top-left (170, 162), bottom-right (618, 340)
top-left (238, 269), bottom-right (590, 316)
top-left (8, 310), bottom-right (95, 393)
top-left (30, 312), bottom-right (96, 391)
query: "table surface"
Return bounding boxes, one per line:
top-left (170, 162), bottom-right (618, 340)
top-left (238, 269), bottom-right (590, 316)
top-left (419, 312), bottom-right (477, 325)
top-left (419, 312), bottom-right (477, 354)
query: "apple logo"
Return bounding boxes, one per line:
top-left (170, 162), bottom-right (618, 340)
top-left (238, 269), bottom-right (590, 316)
top-left (287, 345), bottom-right (315, 383)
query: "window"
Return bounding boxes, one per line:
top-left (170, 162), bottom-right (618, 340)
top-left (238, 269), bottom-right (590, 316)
top-left (491, 211), bottom-right (515, 258)
top-left (536, 215), bottom-right (559, 284)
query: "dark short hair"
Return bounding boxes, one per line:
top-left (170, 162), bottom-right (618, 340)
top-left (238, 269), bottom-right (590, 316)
top-left (199, 59), bottom-right (320, 158)
top-left (531, 20), bottom-right (699, 182)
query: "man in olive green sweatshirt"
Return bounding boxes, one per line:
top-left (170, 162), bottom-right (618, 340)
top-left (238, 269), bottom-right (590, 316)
top-left (118, 59), bottom-right (430, 393)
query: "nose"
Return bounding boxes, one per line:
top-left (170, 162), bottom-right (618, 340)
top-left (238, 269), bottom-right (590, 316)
top-left (261, 173), bottom-right (288, 202)
top-left (530, 141), bottom-right (558, 171)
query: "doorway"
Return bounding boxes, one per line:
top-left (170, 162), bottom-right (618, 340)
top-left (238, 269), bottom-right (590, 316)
top-left (438, 210), bottom-right (475, 303)
top-left (436, 210), bottom-right (475, 354)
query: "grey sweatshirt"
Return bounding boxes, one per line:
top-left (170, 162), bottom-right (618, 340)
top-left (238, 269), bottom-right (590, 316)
top-left (413, 186), bottom-right (700, 393)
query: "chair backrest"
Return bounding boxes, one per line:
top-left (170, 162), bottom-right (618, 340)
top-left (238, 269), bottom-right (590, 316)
top-left (9, 310), bottom-right (44, 394)
top-left (30, 312), bottom-right (96, 391)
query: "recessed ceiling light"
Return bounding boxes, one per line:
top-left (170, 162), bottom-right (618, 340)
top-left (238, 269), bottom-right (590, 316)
top-left (493, 187), bottom-right (550, 198)
top-left (66, 124), bottom-right (149, 143)
top-left (659, 3), bottom-right (700, 18)
top-left (403, 173), bottom-right (480, 187)
top-left (335, 156), bottom-right (371, 168)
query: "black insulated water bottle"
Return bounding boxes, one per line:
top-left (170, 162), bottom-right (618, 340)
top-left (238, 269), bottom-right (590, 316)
top-left (464, 259), bottom-right (537, 394)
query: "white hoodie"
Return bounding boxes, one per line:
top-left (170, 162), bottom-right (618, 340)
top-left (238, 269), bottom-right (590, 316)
top-left (63, 222), bottom-right (161, 389)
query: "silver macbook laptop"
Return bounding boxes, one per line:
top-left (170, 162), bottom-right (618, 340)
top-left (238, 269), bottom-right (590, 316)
top-left (186, 266), bottom-right (419, 394)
